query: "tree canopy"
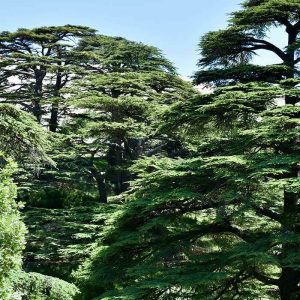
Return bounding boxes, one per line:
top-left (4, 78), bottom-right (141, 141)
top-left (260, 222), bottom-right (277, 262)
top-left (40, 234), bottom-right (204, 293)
top-left (1, 2), bottom-right (300, 300)
top-left (73, 1), bottom-right (300, 299)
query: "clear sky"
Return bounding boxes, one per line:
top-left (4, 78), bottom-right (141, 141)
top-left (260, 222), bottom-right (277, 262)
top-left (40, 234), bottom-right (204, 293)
top-left (2, 0), bottom-right (286, 77)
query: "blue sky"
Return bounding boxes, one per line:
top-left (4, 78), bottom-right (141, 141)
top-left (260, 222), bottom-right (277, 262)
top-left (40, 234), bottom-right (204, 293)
top-left (2, 0), bottom-right (286, 77)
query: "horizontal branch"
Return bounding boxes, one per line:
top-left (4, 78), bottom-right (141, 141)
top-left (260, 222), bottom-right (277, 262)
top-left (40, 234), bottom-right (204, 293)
top-left (251, 269), bottom-right (279, 286)
top-left (251, 204), bottom-right (281, 222)
top-left (248, 38), bottom-right (287, 61)
top-left (148, 198), bottom-right (241, 219)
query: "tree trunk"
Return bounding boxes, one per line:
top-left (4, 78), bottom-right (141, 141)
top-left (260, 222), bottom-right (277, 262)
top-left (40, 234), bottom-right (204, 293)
top-left (90, 166), bottom-right (107, 203)
top-left (49, 72), bottom-right (62, 132)
top-left (96, 175), bottom-right (108, 204)
top-left (107, 142), bottom-right (124, 195)
top-left (49, 100), bottom-right (59, 132)
top-left (279, 191), bottom-right (300, 300)
top-left (33, 69), bottom-right (46, 122)
top-left (32, 99), bottom-right (42, 123)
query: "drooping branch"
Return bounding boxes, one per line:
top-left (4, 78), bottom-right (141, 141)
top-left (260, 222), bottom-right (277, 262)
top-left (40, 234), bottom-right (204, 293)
top-left (148, 198), bottom-right (242, 219)
top-left (188, 221), bottom-right (252, 244)
top-left (249, 38), bottom-right (287, 61)
top-left (251, 269), bottom-right (279, 286)
top-left (275, 16), bottom-right (293, 30)
top-left (251, 204), bottom-right (281, 222)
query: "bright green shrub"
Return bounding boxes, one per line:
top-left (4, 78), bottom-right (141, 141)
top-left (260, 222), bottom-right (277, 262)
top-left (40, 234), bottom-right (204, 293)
top-left (0, 155), bottom-right (26, 299)
top-left (12, 271), bottom-right (79, 300)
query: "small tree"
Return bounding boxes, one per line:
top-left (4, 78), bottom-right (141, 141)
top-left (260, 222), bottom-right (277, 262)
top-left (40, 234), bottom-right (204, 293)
top-left (0, 156), bottom-right (26, 299)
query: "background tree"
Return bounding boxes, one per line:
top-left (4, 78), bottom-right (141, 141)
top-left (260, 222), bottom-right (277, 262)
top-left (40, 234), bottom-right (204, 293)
top-left (0, 25), bottom-right (95, 131)
top-left (19, 33), bottom-right (195, 290)
top-left (38, 35), bottom-right (195, 203)
top-left (77, 34), bottom-right (176, 73)
top-left (74, 1), bottom-right (300, 299)
top-left (0, 104), bottom-right (52, 165)
top-left (63, 70), bottom-right (194, 202)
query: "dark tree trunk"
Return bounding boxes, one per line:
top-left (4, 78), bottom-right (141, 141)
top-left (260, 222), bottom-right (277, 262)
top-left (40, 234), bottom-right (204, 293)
top-left (107, 142), bottom-right (124, 195)
top-left (49, 100), bottom-right (59, 132)
top-left (96, 175), bottom-right (108, 204)
top-left (279, 190), bottom-right (300, 300)
top-left (90, 166), bottom-right (107, 204)
top-left (107, 138), bottom-right (144, 195)
top-left (33, 69), bottom-right (46, 122)
top-left (49, 72), bottom-right (62, 132)
top-left (32, 99), bottom-right (42, 123)
top-left (279, 268), bottom-right (300, 300)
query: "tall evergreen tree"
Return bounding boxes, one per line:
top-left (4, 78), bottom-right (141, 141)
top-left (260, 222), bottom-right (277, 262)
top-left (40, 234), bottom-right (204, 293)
top-left (48, 35), bottom-right (195, 203)
top-left (77, 34), bottom-right (176, 73)
top-left (0, 25), bottom-right (95, 131)
top-left (194, 3), bottom-right (300, 297)
top-left (74, 1), bottom-right (300, 299)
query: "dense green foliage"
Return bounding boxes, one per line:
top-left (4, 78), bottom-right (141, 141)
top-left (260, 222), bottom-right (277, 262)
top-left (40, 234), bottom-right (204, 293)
top-left (0, 25), bottom-right (96, 131)
top-left (24, 204), bottom-right (117, 280)
top-left (0, 157), bottom-right (25, 299)
top-left (0, 24), bottom-right (194, 299)
top-left (1, 1), bottom-right (300, 299)
top-left (72, 1), bottom-right (300, 299)
top-left (74, 84), bottom-right (300, 299)
top-left (12, 271), bottom-right (79, 300)
top-left (62, 68), bottom-right (195, 202)
top-left (0, 104), bottom-right (51, 165)
top-left (0, 103), bottom-right (54, 299)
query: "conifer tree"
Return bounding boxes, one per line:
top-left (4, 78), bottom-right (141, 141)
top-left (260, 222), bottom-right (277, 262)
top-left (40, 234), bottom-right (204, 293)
top-left (0, 104), bottom-right (52, 165)
top-left (74, 1), bottom-right (300, 299)
top-left (0, 25), bottom-right (95, 131)
top-left (52, 36), bottom-right (195, 203)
